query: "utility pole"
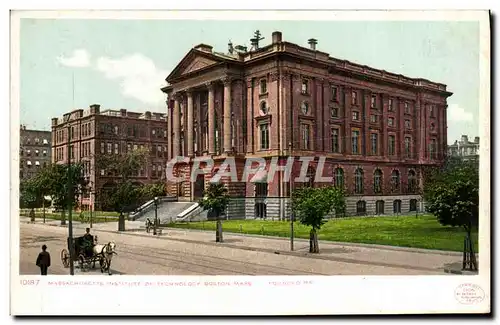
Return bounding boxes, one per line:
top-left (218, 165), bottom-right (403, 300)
top-left (67, 123), bottom-right (75, 275)
top-left (289, 142), bottom-right (294, 251)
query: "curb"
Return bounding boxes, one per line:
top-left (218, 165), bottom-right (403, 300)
top-left (162, 226), bottom-right (464, 257)
top-left (89, 227), bottom-right (447, 273)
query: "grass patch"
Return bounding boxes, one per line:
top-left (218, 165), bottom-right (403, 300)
top-left (167, 214), bottom-right (478, 252)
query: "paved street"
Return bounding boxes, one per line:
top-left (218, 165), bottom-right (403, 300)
top-left (19, 221), bottom-right (461, 276)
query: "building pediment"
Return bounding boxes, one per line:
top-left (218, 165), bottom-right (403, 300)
top-left (166, 49), bottom-right (228, 83)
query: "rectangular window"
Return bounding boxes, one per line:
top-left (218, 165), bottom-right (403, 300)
top-left (371, 95), bottom-right (377, 108)
top-left (107, 143), bottom-right (112, 154)
top-left (301, 79), bottom-right (309, 95)
top-left (430, 105), bottom-right (435, 118)
top-left (352, 130), bottom-right (360, 154)
top-left (388, 98), bottom-right (394, 111)
top-left (331, 128), bottom-right (339, 153)
top-left (260, 124), bottom-right (269, 150)
top-left (260, 79), bottom-right (267, 94)
top-left (405, 137), bottom-right (412, 158)
top-left (100, 169), bottom-right (105, 176)
top-left (405, 119), bottom-right (411, 129)
top-left (301, 124), bottom-right (310, 150)
top-left (371, 133), bottom-right (378, 155)
top-left (388, 135), bottom-right (396, 156)
top-left (352, 111), bottom-right (359, 121)
top-left (133, 144), bottom-right (138, 150)
top-left (114, 143), bottom-right (119, 154)
top-left (388, 117), bottom-right (395, 127)
top-left (429, 139), bottom-right (437, 159)
top-left (404, 102), bottom-right (410, 114)
top-left (127, 144), bottom-right (131, 152)
top-left (351, 90), bottom-right (357, 105)
top-left (331, 86), bottom-right (338, 102)
top-left (370, 114), bottom-right (377, 123)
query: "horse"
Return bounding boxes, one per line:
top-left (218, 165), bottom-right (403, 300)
top-left (93, 241), bottom-right (117, 275)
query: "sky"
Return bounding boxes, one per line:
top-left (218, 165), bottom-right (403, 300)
top-left (18, 18), bottom-right (480, 144)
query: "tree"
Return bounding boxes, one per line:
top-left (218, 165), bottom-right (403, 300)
top-left (198, 182), bottom-right (230, 243)
top-left (291, 186), bottom-right (346, 253)
top-left (423, 158), bottom-right (479, 271)
top-left (139, 182), bottom-right (166, 202)
top-left (95, 147), bottom-right (149, 231)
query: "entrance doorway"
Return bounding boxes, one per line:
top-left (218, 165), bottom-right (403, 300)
top-left (254, 202), bottom-right (267, 219)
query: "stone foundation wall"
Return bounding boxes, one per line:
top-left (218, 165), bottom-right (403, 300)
top-left (223, 195), bottom-right (423, 220)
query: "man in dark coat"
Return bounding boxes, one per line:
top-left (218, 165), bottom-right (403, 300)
top-left (82, 228), bottom-right (94, 257)
top-left (36, 244), bottom-right (51, 275)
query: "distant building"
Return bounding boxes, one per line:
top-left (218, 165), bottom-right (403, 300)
top-left (448, 135), bottom-right (479, 161)
top-left (19, 125), bottom-right (52, 181)
top-left (51, 104), bottom-right (168, 211)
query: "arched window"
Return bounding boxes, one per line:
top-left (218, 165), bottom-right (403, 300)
top-left (334, 168), bottom-right (344, 189)
top-left (393, 200), bottom-right (402, 214)
top-left (376, 200), bottom-right (385, 215)
top-left (260, 101), bottom-right (268, 115)
top-left (408, 170), bottom-right (417, 193)
top-left (355, 168), bottom-right (364, 194)
top-left (391, 170), bottom-right (400, 191)
top-left (301, 101), bottom-right (309, 115)
top-left (356, 200), bottom-right (366, 216)
top-left (373, 169), bottom-right (383, 194)
top-left (409, 199), bottom-right (417, 212)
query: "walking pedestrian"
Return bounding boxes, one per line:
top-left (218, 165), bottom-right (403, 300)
top-left (36, 244), bottom-right (51, 275)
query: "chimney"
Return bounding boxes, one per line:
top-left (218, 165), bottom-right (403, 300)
top-left (78, 109), bottom-right (84, 118)
top-left (90, 104), bottom-right (100, 115)
top-left (308, 38), bottom-right (318, 50)
top-left (51, 118), bottom-right (58, 126)
top-left (272, 31), bottom-right (282, 44)
top-left (145, 111), bottom-right (152, 119)
top-left (461, 135), bottom-right (468, 143)
top-left (194, 44), bottom-right (213, 53)
top-left (474, 136), bottom-right (480, 143)
top-left (120, 109), bottom-right (127, 117)
top-left (228, 40), bottom-right (234, 54)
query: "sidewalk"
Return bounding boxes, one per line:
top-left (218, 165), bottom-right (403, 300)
top-left (20, 217), bottom-right (464, 273)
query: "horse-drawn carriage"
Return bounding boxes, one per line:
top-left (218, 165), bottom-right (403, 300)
top-left (60, 234), bottom-right (116, 275)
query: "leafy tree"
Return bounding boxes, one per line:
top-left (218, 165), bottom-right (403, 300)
top-left (95, 147), bottom-right (149, 231)
top-left (291, 186), bottom-right (346, 253)
top-left (139, 182), bottom-right (166, 202)
top-left (20, 178), bottom-right (39, 210)
top-left (198, 182), bottom-right (230, 243)
top-left (423, 158), bottom-right (479, 270)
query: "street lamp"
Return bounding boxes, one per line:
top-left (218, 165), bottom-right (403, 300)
top-left (153, 197), bottom-right (158, 235)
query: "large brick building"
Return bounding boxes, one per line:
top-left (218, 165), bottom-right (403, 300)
top-left (162, 30), bottom-right (452, 218)
top-left (19, 125), bottom-right (52, 182)
top-left (51, 105), bottom-right (168, 211)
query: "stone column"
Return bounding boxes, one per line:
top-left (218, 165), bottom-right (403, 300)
top-left (207, 82), bottom-right (216, 155)
top-left (173, 94), bottom-right (181, 157)
top-left (167, 97), bottom-right (172, 160)
top-left (223, 77), bottom-right (232, 154)
top-left (187, 90), bottom-right (194, 157)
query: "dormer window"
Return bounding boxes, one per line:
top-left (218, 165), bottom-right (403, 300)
top-left (42, 139), bottom-right (48, 145)
top-left (301, 79), bottom-right (309, 95)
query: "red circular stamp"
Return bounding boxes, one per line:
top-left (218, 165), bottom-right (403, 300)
top-left (454, 283), bottom-right (485, 305)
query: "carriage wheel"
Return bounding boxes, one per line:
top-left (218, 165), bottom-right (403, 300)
top-left (78, 254), bottom-right (86, 271)
top-left (61, 249), bottom-right (69, 268)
